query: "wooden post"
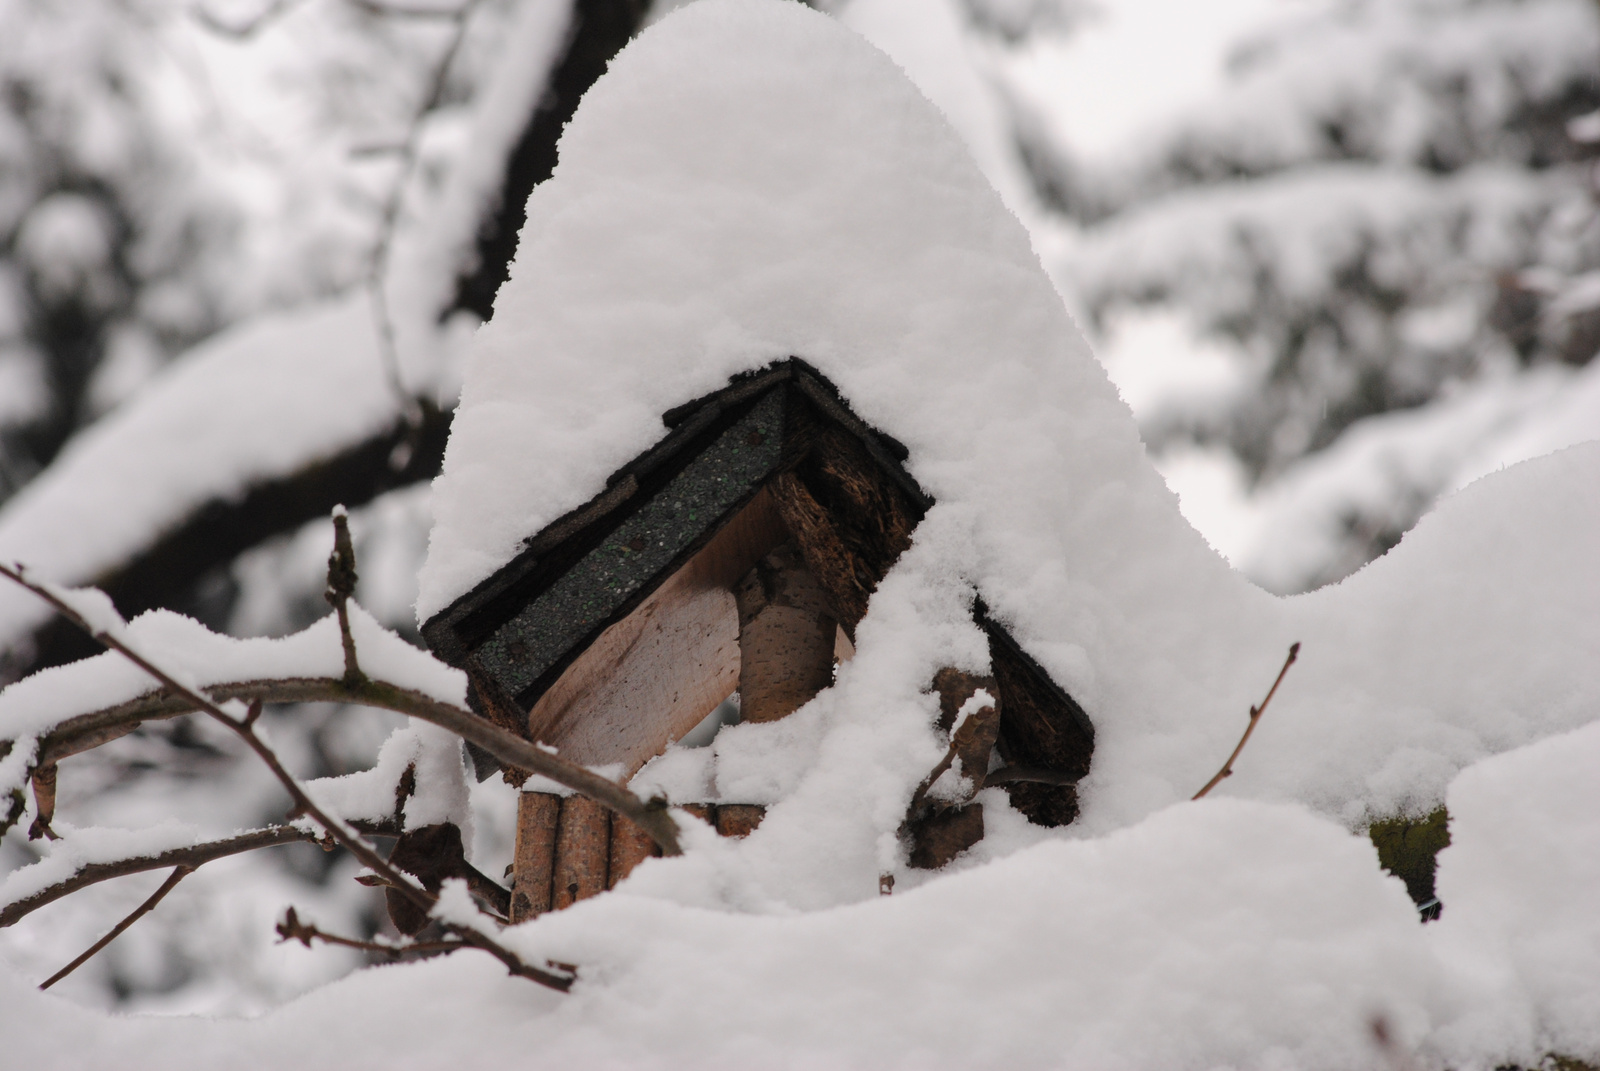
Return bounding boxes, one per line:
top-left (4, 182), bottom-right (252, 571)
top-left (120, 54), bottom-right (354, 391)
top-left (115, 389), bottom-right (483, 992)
top-left (510, 791), bottom-right (561, 923)
top-left (733, 543), bottom-right (837, 723)
top-left (714, 804), bottom-right (766, 838)
top-left (552, 795), bottom-right (611, 910)
top-left (607, 811), bottom-right (659, 889)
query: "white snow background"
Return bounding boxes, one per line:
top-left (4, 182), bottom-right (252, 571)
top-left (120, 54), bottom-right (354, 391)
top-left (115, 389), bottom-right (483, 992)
top-left (2, 1), bottom-right (1597, 1067)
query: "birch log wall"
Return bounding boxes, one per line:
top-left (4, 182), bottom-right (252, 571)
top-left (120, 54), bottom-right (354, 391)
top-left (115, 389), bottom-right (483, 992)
top-left (508, 543), bottom-right (840, 920)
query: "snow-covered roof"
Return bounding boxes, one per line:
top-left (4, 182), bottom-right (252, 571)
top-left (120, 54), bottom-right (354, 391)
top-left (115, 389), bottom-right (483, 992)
top-left (421, 0), bottom-right (1600, 842)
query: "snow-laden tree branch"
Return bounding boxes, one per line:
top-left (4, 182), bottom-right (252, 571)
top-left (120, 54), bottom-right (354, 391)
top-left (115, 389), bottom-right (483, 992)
top-left (0, 508), bottom-right (690, 993)
top-left (0, 568), bottom-right (684, 854)
top-left (2, 825), bottom-right (308, 929)
top-left (0, 557), bottom-right (578, 991)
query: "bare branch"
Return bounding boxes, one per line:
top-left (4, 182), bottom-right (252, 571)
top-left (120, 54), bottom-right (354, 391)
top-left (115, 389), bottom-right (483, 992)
top-left (2, 820), bottom-right (512, 929)
top-left (4, 825), bottom-right (315, 929)
top-left (1192, 643), bottom-right (1301, 801)
top-left (28, 675), bottom-right (683, 856)
top-left (0, 563), bottom-right (573, 991)
top-left (39, 866), bottom-right (191, 990)
top-left (276, 905), bottom-right (467, 958)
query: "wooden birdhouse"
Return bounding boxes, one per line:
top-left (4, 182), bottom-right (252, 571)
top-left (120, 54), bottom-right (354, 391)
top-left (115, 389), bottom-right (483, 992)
top-left (421, 359), bottom-right (1095, 921)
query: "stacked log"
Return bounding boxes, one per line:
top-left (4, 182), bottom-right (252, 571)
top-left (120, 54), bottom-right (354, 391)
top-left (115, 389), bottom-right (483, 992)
top-left (509, 792), bottom-right (560, 923)
top-left (507, 540), bottom-right (824, 921)
top-left (508, 794), bottom-right (767, 922)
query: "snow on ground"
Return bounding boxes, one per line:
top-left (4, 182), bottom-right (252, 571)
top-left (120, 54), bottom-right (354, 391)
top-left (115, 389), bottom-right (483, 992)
top-left (1428, 719), bottom-right (1600, 1065)
top-left (3, 1), bottom-right (1597, 1065)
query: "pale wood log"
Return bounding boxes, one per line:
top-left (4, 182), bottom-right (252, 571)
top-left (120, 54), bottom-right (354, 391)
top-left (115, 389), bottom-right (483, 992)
top-left (552, 795), bottom-right (610, 910)
top-left (607, 811), bottom-right (659, 888)
top-left (733, 543), bottom-right (837, 723)
top-left (714, 804), bottom-right (766, 839)
top-left (531, 489), bottom-right (786, 773)
top-left (511, 791), bottom-right (561, 923)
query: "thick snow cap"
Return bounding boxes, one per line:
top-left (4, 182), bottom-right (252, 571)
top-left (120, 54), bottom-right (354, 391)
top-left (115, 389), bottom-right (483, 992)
top-left (421, 0), bottom-right (1600, 839)
top-left (416, 0), bottom-right (1193, 621)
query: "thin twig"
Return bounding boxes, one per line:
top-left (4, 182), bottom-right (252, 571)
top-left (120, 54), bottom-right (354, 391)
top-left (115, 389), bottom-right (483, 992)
top-left (0, 563), bottom-right (571, 991)
top-left (276, 906), bottom-right (468, 958)
top-left (3, 823), bottom-right (370, 928)
top-left (325, 507), bottom-right (364, 685)
top-left (1192, 642), bottom-right (1301, 800)
top-left (0, 563), bottom-right (426, 905)
top-left (39, 866), bottom-right (191, 990)
top-left (2, 820), bottom-right (509, 929)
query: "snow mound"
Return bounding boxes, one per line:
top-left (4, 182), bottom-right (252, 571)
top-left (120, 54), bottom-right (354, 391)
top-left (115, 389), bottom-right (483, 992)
top-left (1429, 718), bottom-right (1600, 1065)
top-left (0, 799), bottom-right (1442, 1070)
top-left (421, 0), bottom-right (1600, 843)
top-left (416, 0), bottom-right (1270, 850)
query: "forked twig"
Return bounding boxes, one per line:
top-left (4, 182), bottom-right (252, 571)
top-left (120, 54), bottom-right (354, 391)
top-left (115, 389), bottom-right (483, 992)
top-left (0, 561), bottom-right (570, 991)
top-left (3, 825), bottom-right (311, 928)
top-left (1192, 643), bottom-right (1301, 800)
top-left (276, 906), bottom-right (468, 959)
top-left (39, 866), bottom-right (192, 990)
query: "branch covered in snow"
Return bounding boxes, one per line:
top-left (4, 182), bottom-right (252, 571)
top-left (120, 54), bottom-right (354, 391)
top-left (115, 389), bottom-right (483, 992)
top-left (0, 558), bottom-right (626, 991)
top-left (11, 670), bottom-right (683, 855)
